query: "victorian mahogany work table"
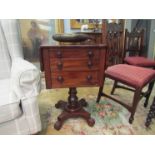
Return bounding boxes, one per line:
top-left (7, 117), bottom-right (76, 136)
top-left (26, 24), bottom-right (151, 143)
top-left (40, 44), bottom-right (107, 130)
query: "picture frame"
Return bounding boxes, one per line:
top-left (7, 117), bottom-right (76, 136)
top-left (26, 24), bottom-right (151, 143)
top-left (70, 19), bottom-right (101, 29)
top-left (70, 19), bottom-right (125, 30)
top-left (19, 19), bottom-right (57, 62)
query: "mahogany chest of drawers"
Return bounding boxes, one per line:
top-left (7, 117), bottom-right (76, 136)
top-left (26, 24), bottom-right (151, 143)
top-left (40, 44), bottom-right (107, 130)
top-left (40, 45), bottom-right (107, 89)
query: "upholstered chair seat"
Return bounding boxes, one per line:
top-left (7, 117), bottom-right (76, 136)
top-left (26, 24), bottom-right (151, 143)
top-left (97, 64), bottom-right (155, 123)
top-left (124, 56), bottom-right (155, 67)
top-left (105, 64), bottom-right (155, 88)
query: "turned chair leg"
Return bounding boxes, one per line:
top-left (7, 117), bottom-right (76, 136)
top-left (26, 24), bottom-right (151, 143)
top-left (96, 77), bottom-right (106, 103)
top-left (96, 86), bottom-right (103, 103)
top-left (111, 80), bottom-right (118, 95)
top-left (129, 88), bottom-right (142, 124)
top-left (144, 81), bottom-right (154, 108)
top-left (145, 97), bottom-right (155, 127)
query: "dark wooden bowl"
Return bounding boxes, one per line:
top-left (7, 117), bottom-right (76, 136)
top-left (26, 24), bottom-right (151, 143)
top-left (52, 33), bottom-right (90, 42)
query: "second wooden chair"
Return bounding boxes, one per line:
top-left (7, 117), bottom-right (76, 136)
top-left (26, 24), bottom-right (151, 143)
top-left (110, 29), bottom-right (155, 108)
top-left (97, 29), bottom-right (155, 124)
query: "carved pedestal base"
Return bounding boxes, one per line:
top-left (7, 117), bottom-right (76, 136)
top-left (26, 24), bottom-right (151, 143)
top-left (54, 87), bottom-right (95, 130)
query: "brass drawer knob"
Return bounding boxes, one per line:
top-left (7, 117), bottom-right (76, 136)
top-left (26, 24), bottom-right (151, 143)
top-left (56, 51), bottom-right (62, 58)
top-left (57, 62), bottom-right (63, 70)
top-left (87, 75), bottom-right (92, 81)
top-left (88, 60), bottom-right (93, 68)
top-left (88, 51), bottom-right (94, 57)
top-left (57, 76), bottom-right (64, 83)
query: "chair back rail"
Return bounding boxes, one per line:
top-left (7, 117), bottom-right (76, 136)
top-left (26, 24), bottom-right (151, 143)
top-left (123, 29), bottom-right (144, 58)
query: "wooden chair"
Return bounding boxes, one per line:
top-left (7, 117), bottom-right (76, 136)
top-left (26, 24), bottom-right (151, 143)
top-left (123, 29), bottom-right (155, 68)
top-left (105, 22), bottom-right (124, 67)
top-left (106, 30), bottom-right (122, 67)
top-left (96, 29), bottom-right (155, 124)
top-left (110, 29), bottom-right (155, 108)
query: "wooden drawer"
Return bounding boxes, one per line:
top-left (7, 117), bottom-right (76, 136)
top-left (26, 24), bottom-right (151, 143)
top-left (51, 71), bottom-right (99, 88)
top-left (50, 58), bottom-right (99, 71)
top-left (40, 45), bottom-right (106, 89)
top-left (49, 49), bottom-right (100, 59)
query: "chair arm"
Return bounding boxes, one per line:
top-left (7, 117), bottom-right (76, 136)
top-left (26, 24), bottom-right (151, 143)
top-left (11, 57), bottom-right (41, 100)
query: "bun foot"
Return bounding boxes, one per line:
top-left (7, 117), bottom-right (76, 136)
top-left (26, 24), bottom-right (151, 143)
top-left (54, 121), bottom-right (62, 130)
top-left (79, 98), bottom-right (88, 107)
top-left (55, 103), bottom-right (60, 109)
top-left (87, 118), bottom-right (95, 127)
top-left (55, 100), bottom-right (66, 109)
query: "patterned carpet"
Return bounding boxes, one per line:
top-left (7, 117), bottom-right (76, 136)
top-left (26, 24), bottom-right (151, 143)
top-left (38, 79), bottom-right (155, 135)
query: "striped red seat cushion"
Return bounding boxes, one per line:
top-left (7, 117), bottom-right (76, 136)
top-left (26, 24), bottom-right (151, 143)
top-left (124, 56), bottom-right (155, 67)
top-left (105, 64), bottom-right (155, 88)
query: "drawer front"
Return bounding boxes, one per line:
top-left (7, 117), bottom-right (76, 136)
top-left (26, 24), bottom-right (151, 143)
top-left (50, 58), bottom-right (99, 71)
top-left (49, 49), bottom-right (100, 59)
top-left (51, 71), bottom-right (99, 88)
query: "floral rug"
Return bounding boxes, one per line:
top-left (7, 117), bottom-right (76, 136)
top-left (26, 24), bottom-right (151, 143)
top-left (38, 80), bottom-right (155, 135)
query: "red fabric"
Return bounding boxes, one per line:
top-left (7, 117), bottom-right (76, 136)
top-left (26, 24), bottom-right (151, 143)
top-left (105, 64), bottom-right (155, 88)
top-left (124, 56), bottom-right (155, 67)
